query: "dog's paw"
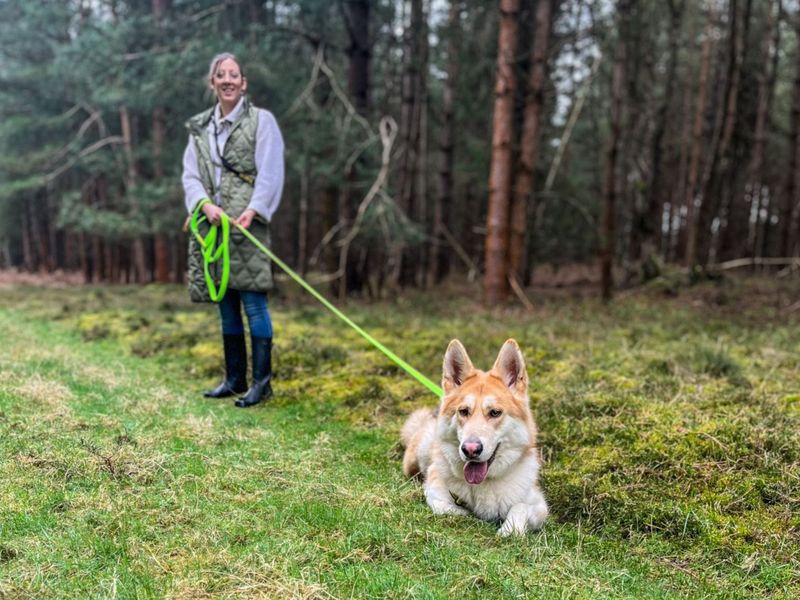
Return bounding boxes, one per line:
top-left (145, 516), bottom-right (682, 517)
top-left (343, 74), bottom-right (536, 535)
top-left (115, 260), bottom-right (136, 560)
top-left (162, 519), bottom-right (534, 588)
top-left (497, 520), bottom-right (527, 537)
top-left (498, 503), bottom-right (540, 537)
top-left (429, 500), bottom-right (470, 517)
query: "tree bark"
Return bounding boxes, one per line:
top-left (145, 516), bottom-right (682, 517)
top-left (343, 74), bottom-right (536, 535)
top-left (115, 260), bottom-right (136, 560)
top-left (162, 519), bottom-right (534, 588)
top-left (343, 0), bottom-right (370, 116)
top-left (643, 0), bottom-right (684, 263)
top-left (397, 0), bottom-right (426, 287)
top-left (600, 0), bottom-right (631, 302)
top-left (680, 4), bottom-right (714, 264)
top-left (428, 0), bottom-right (460, 286)
top-left (780, 10), bottom-right (800, 256)
top-left (152, 0), bottom-right (171, 282)
top-left (688, 0), bottom-right (745, 269)
top-left (119, 106), bottom-right (149, 282)
top-left (743, 0), bottom-right (780, 261)
top-left (508, 0), bottom-right (552, 281)
top-left (484, 0), bottom-right (521, 305)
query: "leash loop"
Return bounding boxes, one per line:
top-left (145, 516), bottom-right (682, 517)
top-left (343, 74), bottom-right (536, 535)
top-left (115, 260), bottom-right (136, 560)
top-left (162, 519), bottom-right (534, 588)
top-left (190, 201), bottom-right (230, 302)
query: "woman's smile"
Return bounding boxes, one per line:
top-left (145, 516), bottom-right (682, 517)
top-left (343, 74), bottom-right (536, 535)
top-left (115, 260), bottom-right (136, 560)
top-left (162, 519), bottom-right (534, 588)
top-left (211, 57), bottom-right (247, 114)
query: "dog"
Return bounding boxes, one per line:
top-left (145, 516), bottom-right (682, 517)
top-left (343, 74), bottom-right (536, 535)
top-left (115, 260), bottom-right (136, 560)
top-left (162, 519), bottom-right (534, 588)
top-left (401, 339), bottom-right (548, 536)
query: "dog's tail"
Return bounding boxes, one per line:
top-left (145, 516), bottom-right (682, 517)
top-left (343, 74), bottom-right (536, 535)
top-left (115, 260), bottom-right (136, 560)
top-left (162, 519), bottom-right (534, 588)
top-left (400, 407), bottom-right (436, 448)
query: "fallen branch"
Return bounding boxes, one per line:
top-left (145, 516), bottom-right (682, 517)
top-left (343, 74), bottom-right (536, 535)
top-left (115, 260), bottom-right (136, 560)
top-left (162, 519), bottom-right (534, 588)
top-left (715, 257), bottom-right (800, 270)
top-left (508, 274), bottom-right (535, 311)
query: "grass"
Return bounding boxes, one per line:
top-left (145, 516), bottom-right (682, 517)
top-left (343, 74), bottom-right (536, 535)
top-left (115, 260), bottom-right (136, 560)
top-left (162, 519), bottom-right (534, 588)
top-left (0, 277), bottom-right (798, 598)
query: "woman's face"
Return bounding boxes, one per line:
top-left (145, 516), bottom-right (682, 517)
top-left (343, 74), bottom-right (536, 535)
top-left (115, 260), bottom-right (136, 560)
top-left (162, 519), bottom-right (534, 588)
top-left (210, 58), bottom-right (247, 106)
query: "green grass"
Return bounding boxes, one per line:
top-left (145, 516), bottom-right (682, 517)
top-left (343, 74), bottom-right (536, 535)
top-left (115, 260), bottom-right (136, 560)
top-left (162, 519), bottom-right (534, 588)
top-left (0, 279), bottom-right (798, 598)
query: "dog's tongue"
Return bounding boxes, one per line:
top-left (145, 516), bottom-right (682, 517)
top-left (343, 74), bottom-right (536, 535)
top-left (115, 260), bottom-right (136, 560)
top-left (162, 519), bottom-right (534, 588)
top-left (464, 461), bottom-right (489, 485)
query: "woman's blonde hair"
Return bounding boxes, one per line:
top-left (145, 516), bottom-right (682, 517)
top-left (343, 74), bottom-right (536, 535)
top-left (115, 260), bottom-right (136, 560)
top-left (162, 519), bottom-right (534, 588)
top-left (207, 52), bottom-right (245, 84)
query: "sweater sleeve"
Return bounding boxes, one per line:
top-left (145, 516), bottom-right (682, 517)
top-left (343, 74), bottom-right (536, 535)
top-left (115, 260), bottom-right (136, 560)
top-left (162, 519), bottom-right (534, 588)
top-left (182, 135), bottom-right (210, 213)
top-left (248, 110), bottom-right (285, 222)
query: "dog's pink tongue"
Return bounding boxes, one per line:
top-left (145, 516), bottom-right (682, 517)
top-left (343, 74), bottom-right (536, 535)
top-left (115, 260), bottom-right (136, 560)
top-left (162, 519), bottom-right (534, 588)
top-left (464, 461), bottom-right (489, 485)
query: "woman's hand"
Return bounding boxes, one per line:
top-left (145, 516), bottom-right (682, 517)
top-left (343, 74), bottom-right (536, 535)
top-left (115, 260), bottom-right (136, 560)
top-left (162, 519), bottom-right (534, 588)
top-left (234, 208), bottom-right (257, 229)
top-left (202, 202), bottom-right (224, 225)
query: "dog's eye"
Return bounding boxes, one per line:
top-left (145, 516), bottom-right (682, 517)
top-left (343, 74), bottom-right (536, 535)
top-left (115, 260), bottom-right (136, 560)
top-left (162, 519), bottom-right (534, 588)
top-left (458, 407), bottom-right (470, 417)
top-left (488, 409), bottom-right (503, 418)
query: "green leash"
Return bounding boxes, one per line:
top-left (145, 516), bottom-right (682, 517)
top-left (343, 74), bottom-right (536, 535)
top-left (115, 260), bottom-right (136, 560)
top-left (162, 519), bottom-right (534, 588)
top-left (189, 201), bottom-right (231, 302)
top-left (190, 203), bottom-right (444, 398)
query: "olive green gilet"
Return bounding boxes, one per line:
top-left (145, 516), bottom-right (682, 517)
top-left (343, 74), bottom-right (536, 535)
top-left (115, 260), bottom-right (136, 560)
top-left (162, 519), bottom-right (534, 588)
top-left (185, 99), bottom-right (273, 302)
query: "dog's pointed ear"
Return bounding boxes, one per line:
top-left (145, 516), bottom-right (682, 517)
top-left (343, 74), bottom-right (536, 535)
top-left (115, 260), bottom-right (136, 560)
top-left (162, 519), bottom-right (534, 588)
top-left (491, 339), bottom-right (528, 393)
top-left (442, 339), bottom-right (475, 394)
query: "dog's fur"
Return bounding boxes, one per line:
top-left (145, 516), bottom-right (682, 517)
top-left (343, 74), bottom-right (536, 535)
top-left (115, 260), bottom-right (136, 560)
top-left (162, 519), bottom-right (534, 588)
top-left (401, 339), bottom-right (548, 536)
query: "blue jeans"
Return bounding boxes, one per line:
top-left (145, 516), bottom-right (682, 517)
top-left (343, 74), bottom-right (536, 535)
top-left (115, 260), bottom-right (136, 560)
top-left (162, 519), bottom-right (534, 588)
top-left (217, 289), bottom-right (273, 338)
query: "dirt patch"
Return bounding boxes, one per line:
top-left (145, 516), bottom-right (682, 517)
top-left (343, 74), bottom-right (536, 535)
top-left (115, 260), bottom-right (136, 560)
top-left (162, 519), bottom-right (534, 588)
top-left (0, 269), bottom-right (83, 289)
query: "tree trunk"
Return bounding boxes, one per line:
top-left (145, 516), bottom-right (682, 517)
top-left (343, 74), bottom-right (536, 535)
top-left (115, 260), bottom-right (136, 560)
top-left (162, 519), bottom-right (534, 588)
top-left (428, 0), bottom-right (460, 286)
top-left (21, 205), bottom-right (34, 271)
top-left (343, 0), bottom-right (370, 116)
top-left (742, 0), bottom-right (780, 261)
top-left (780, 11), bottom-right (800, 256)
top-left (680, 5), bottom-right (714, 264)
top-left (643, 0), bottom-right (684, 264)
top-left (688, 0), bottom-right (745, 269)
top-left (508, 0), bottom-right (552, 281)
top-left (600, 0), bottom-right (631, 302)
top-left (397, 0), bottom-right (426, 287)
top-left (152, 0), bottom-right (171, 282)
top-left (484, 0), bottom-right (521, 305)
top-left (415, 6), bottom-right (430, 287)
top-left (298, 146), bottom-right (309, 276)
top-left (152, 107), bottom-right (171, 282)
top-left (120, 106), bottom-right (149, 282)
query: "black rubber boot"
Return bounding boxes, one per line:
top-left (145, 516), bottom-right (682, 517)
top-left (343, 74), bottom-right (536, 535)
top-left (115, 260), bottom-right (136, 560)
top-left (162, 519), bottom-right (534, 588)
top-left (235, 336), bottom-right (273, 408)
top-left (203, 334), bottom-right (248, 398)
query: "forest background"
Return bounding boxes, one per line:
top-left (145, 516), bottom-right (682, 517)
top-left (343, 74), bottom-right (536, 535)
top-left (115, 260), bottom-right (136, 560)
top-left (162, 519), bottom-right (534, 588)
top-left (1, 2), bottom-right (799, 597)
top-left (2, 0), bottom-right (800, 303)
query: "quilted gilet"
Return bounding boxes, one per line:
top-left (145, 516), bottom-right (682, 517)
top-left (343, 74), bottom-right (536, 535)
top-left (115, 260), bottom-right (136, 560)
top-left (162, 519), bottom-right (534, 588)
top-left (185, 99), bottom-right (273, 302)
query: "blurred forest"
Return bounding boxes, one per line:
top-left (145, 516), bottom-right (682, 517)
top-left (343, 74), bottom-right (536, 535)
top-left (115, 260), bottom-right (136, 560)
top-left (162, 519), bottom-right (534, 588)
top-left (1, 0), bottom-right (799, 303)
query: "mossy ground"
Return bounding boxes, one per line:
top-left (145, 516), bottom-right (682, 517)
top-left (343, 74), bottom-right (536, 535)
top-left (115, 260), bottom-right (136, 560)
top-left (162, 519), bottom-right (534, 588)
top-left (0, 277), bottom-right (798, 598)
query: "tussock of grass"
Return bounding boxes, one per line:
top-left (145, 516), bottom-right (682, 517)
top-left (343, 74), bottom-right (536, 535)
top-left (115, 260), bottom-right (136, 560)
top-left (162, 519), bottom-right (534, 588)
top-left (0, 279), bottom-right (798, 598)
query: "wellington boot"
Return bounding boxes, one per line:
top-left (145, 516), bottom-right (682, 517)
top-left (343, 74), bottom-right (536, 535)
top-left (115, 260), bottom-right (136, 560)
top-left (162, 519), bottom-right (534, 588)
top-left (204, 334), bottom-right (248, 398)
top-left (235, 336), bottom-right (273, 408)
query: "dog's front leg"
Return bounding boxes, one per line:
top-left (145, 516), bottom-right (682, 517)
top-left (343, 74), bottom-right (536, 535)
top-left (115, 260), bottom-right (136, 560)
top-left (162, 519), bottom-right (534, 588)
top-left (497, 493), bottom-right (548, 537)
top-left (424, 472), bottom-right (469, 517)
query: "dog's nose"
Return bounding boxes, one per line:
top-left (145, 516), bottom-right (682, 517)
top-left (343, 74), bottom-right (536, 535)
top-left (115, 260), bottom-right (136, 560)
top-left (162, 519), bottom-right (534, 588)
top-left (461, 440), bottom-right (483, 459)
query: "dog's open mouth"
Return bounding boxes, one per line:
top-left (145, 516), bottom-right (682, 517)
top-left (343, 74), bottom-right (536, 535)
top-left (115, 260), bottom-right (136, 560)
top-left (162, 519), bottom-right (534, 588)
top-left (463, 444), bottom-right (499, 485)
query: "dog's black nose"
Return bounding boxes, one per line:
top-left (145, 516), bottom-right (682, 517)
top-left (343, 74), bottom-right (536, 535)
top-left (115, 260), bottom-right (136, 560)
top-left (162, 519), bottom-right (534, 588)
top-left (461, 440), bottom-right (483, 459)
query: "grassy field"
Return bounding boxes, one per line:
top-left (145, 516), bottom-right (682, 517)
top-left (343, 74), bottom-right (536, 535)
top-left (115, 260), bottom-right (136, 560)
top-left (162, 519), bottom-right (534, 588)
top-left (0, 277), bottom-right (798, 598)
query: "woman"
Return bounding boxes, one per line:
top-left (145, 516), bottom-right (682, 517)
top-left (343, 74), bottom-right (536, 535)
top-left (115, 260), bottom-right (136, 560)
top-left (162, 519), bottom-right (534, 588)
top-left (182, 52), bottom-right (285, 408)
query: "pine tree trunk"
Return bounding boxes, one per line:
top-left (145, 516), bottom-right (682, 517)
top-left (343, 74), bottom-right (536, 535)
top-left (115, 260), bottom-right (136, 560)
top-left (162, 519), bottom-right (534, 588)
top-left (428, 0), bottom-right (460, 286)
top-left (397, 0), bottom-right (425, 287)
top-left (415, 8), bottom-right (430, 287)
top-left (680, 5), bottom-right (714, 264)
top-left (298, 146), bottom-right (309, 276)
top-left (21, 205), bottom-right (33, 271)
top-left (120, 106), bottom-right (149, 282)
top-left (643, 0), bottom-right (684, 264)
top-left (344, 0), bottom-right (370, 116)
top-left (600, 0), bottom-right (631, 302)
top-left (780, 11), bottom-right (800, 257)
top-left (508, 0), bottom-right (552, 281)
top-left (152, 0), bottom-right (172, 282)
top-left (152, 107), bottom-right (171, 283)
top-left (484, 0), bottom-right (521, 305)
top-left (688, 0), bottom-right (745, 269)
top-left (742, 0), bottom-right (779, 261)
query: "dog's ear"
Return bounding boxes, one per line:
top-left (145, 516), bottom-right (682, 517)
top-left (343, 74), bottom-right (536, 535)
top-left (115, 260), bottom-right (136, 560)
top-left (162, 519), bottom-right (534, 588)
top-left (442, 339), bottom-right (475, 394)
top-left (491, 339), bottom-right (528, 393)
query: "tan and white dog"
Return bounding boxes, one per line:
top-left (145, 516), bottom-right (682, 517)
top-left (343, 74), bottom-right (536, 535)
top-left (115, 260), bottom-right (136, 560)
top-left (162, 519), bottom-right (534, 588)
top-left (401, 339), bottom-right (548, 536)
